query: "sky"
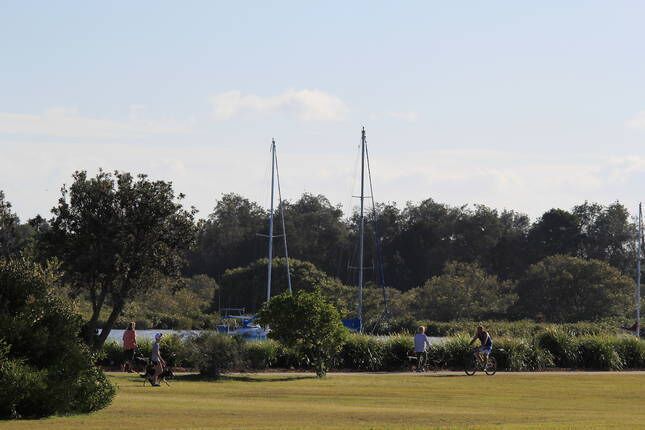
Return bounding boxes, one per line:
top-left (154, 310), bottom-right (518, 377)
top-left (1, 1), bottom-right (645, 221)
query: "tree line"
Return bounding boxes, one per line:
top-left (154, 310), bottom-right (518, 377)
top-left (0, 170), bottom-right (641, 345)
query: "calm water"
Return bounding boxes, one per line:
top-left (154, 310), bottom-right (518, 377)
top-left (106, 329), bottom-right (445, 344)
top-left (106, 329), bottom-right (201, 343)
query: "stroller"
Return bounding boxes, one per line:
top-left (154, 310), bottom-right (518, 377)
top-left (129, 348), bottom-right (174, 386)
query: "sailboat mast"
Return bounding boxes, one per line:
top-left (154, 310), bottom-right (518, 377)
top-left (267, 139), bottom-right (276, 302)
top-left (637, 203), bottom-right (642, 337)
top-left (358, 127), bottom-right (366, 332)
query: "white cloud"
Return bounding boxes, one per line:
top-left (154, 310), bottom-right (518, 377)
top-left (0, 107), bottom-right (194, 139)
top-left (388, 111), bottom-right (419, 122)
top-left (210, 89), bottom-right (349, 121)
top-left (626, 111), bottom-right (645, 129)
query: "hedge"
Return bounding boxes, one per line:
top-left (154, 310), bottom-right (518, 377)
top-left (100, 331), bottom-right (645, 373)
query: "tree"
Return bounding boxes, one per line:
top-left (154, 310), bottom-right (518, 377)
top-left (515, 255), bottom-right (633, 322)
top-left (0, 191), bottom-right (34, 258)
top-left (0, 258), bottom-right (115, 418)
top-left (219, 257), bottom-right (354, 316)
top-left (40, 170), bottom-right (196, 347)
top-left (573, 201), bottom-right (634, 273)
top-left (282, 193), bottom-right (350, 278)
top-left (190, 193), bottom-right (267, 278)
top-left (258, 290), bottom-right (347, 377)
top-left (404, 261), bottom-right (516, 321)
top-left (528, 209), bottom-right (582, 262)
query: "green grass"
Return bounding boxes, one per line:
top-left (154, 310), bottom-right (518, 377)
top-left (2, 372), bottom-right (645, 429)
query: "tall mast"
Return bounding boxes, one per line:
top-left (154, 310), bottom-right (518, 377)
top-left (358, 127), bottom-right (366, 332)
top-left (637, 203), bottom-right (642, 337)
top-left (267, 139), bottom-right (276, 302)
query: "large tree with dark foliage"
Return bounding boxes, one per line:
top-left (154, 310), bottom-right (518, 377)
top-left (190, 193), bottom-right (267, 279)
top-left (40, 170), bottom-right (196, 347)
top-left (515, 255), bottom-right (633, 322)
top-left (573, 201), bottom-right (634, 274)
top-left (0, 191), bottom-right (34, 258)
top-left (528, 209), bottom-right (582, 262)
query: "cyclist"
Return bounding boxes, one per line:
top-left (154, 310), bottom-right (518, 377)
top-left (469, 325), bottom-right (492, 364)
top-left (414, 326), bottom-right (431, 372)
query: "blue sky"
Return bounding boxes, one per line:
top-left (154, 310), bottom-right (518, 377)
top-left (1, 1), bottom-right (645, 219)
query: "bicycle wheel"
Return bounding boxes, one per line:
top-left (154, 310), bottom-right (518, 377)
top-left (464, 354), bottom-right (477, 376)
top-left (484, 356), bottom-right (497, 376)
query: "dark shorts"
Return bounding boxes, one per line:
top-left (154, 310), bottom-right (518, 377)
top-left (123, 348), bottom-right (136, 362)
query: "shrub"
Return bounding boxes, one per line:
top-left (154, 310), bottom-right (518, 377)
top-left (575, 336), bottom-right (624, 370)
top-left (382, 335), bottom-right (414, 370)
top-left (494, 337), bottom-right (554, 371)
top-left (441, 334), bottom-right (473, 369)
top-left (611, 336), bottom-right (645, 369)
top-left (535, 328), bottom-right (577, 368)
top-left (185, 332), bottom-right (243, 377)
top-left (0, 259), bottom-right (115, 418)
top-left (340, 334), bottom-right (385, 371)
top-left (258, 290), bottom-right (347, 377)
top-left (244, 340), bottom-right (280, 370)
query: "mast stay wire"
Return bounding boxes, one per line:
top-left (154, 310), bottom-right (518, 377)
top-left (365, 143), bottom-right (390, 331)
top-left (340, 143), bottom-right (363, 280)
top-left (273, 147), bottom-right (293, 294)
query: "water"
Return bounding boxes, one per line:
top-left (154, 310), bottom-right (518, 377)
top-left (106, 329), bottom-right (445, 344)
top-left (106, 329), bottom-right (201, 343)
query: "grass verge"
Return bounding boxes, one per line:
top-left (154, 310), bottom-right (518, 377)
top-left (1, 372), bottom-right (644, 429)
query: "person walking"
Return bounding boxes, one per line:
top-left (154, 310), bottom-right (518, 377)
top-left (414, 326), bottom-right (431, 372)
top-left (151, 333), bottom-right (166, 387)
top-left (122, 322), bottom-right (137, 373)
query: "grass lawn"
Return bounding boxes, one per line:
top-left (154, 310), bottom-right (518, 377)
top-left (2, 372), bottom-right (645, 430)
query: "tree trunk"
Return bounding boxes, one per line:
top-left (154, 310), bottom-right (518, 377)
top-left (96, 299), bottom-right (125, 349)
top-left (83, 286), bottom-right (108, 347)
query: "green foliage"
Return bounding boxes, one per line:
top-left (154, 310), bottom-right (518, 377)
top-left (423, 319), bottom-right (620, 337)
top-left (535, 328), bottom-right (578, 368)
top-left (494, 338), bottom-right (554, 371)
top-left (575, 336), bottom-right (624, 370)
top-left (118, 275), bottom-right (220, 329)
top-left (515, 255), bottom-right (633, 322)
top-left (185, 332), bottom-right (243, 377)
top-left (440, 334), bottom-right (473, 369)
top-left (40, 170), bottom-right (197, 347)
top-left (382, 334), bottom-right (414, 370)
top-left (406, 261), bottom-right (516, 321)
top-left (243, 340), bottom-right (280, 370)
top-left (258, 290), bottom-right (347, 377)
top-left (612, 336), bottom-right (645, 368)
top-left (0, 258), bottom-right (115, 419)
top-left (0, 191), bottom-right (34, 258)
top-left (339, 334), bottom-right (385, 371)
top-left (221, 257), bottom-right (352, 315)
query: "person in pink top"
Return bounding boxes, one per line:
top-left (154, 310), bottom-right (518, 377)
top-left (122, 322), bottom-right (137, 372)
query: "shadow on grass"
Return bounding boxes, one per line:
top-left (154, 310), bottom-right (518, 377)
top-left (172, 373), bottom-right (316, 383)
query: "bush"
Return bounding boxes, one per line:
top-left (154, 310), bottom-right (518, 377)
top-left (244, 340), bottom-right (280, 370)
top-left (494, 337), bottom-right (554, 371)
top-left (611, 336), bottom-right (645, 369)
top-left (185, 332), bottom-right (243, 377)
top-left (441, 334), bottom-right (473, 369)
top-left (575, 336), bottom-right (624, 370)
top-left (340, 334), bottom-right (385, 371)
top-left (535, 328), bottom-right (577, 368)
top-left (382, 335), bottom-right (414, 370)
top-left (0, 259), bottom-right (115, 418)
top-left (258, 290), bottom-right (347, 377)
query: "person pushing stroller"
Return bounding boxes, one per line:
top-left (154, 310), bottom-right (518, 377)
top-left (414, 326), bottom-right (431, 372)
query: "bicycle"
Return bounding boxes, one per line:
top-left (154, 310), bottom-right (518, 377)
top-left (464, 348), bottom-right (497, 376)
top-left (408, 349), bottom-right (446, 373)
